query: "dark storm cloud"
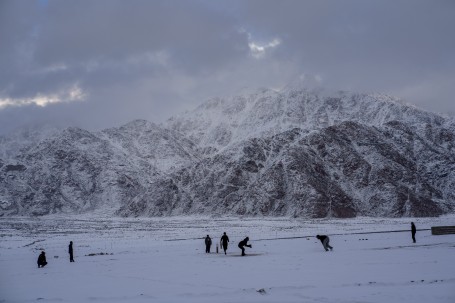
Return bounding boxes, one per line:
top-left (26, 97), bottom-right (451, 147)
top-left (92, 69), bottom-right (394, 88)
top-left (0, 0), bottom-right (454, 135)
top-left (33, 1), bottom-right (249, 70)
top-left (237, 0), bottom-right (455, 112)
top-left (1, 0), bottom-right (249, 97)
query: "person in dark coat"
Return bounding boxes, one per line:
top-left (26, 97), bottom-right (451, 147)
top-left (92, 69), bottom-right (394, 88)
top-left (37, 251), bottom-right (47, 268)
top-left (69, 241), bottom-right (74, 262)
top-left (220, 232), bottom-right (229, 255)
top-left (205, 235), bottom-right (212, 253)
top-left (411, 222), bottom-right (417, 243)
top-left (238, 237), bottom-right (252, 256)
top-left (316, 235), bottom-right (333, 251)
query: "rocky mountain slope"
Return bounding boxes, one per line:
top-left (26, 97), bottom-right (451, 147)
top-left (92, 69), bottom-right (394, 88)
top-left (118, 120), bottom-right (454, 218)
top-left (0, 121), bottom-right (198, 216)
top-left (166, 88), bottom-right (454, 154)
top-left (0, 124), bottom-right (60, 161)
top-left (1, 88), bottom-right (454, 217)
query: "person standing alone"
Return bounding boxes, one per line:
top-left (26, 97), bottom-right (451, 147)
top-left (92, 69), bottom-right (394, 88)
top-left (411, 222), bottom-right (417, 243)
top-left (69, 241), bottom-right (75, 262)
top-left (205, 235), bottom-right (212, 253)
top-left (220, 232), bottom-right (229, 255)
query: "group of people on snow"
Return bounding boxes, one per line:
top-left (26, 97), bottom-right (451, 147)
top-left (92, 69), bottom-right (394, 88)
top-left (204, 232), bottom-right (252, 256)
top-left (37, 223), bottom-right (418, 267)
top-left (205, 232), bottom-right (329, 256)
top-left (37, 241), bottom-right (74, 268)
top-left (203, 222), bottom-right (417, 256)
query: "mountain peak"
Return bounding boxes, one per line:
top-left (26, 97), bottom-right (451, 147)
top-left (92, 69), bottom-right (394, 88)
top-left (280, 74), bottom-right (324, 93)
top-left (1, 85), bottom-right (454, 218)
top-left (120, 119), bottom-right (158, 131)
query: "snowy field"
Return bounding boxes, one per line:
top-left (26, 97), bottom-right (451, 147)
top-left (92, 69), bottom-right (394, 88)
top-left (1, 215), bottom-right (455, 303)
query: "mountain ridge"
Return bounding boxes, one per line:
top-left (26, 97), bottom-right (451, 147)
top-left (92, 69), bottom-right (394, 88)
top-left (1, 87), bottom-right (454, 217)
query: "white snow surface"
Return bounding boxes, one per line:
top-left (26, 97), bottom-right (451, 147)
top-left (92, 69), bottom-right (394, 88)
top-left (1, 215), bottom-right (454, 303)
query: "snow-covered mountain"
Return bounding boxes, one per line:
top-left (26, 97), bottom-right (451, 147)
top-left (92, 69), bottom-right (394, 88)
top-left (0, 124), bottom-right (60, 161)
top-left (166, 88), bottom-right (454, 154)
top-left (99, 120), bottom-right (201, 173)
top-left (0, 121), bottom-right (198, 216)
top-left (119, 120), bottom-right (454, 218)
top-left (1, 87), bottom-right (454, 217)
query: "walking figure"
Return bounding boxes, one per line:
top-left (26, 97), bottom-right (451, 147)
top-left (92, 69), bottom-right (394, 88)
top-left (411, 222), bottom-right (417, 243)
top-left (220, 232), bottom-right (229, 255)
top-left (316, 235), bottom-right (333, 251)
top-left (37, 251), bottom-right (47, 268)
top-left (238, 237), bottom-right (252, 256)
top-left (205, 235), bottom-right (212, 253)
top-left (69, 241), bottom-right (75, 262)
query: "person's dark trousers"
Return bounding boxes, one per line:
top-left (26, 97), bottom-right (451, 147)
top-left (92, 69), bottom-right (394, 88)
top-left (412, 232), bottom-right (416, 243)
top-left (38, 262), bottom-right (47, 268)
top-left (323, 238), bottom-right (333, 251)
top-left (206, 245), bottom-right (211, 253)
top-left (70, 252), bottom-right (74, 262)
top-left (240, 247), bottom-right (245, 256)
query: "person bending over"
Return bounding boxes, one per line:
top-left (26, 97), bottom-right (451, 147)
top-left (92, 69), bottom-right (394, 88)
top-left (37, 251), bottom-right (47, 268)
top-left (316, 235), bottom-right (333, 251)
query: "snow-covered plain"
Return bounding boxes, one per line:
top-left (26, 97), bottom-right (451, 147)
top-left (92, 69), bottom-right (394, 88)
top-left (1, 215), bottom-right (454, 303)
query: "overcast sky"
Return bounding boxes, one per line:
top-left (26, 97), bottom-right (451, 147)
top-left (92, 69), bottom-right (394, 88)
top-left (0, 0), bottom-right (454, 135)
